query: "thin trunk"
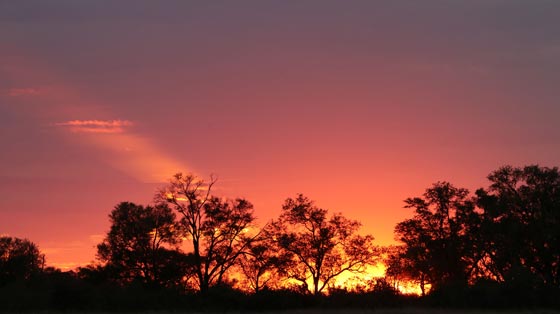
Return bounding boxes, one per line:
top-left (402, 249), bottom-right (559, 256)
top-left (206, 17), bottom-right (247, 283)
top-left (420, 273), bottom-right (426, 297)
top-left (313, 276), bottom-right (320, 295)
top-left (193, 237), bottom-right (205, 292)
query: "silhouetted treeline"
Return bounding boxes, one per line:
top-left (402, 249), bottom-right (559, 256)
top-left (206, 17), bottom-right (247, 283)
top-left (91, 174), bottom-right (378, 295)
top-left (1, 165), bottom-right (559, 311)
top-left (0, 272), bottom-right (415, 312)
top-left (387, 165), bottom-right (560, 300)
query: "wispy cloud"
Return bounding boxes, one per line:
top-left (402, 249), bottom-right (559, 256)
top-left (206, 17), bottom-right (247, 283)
top-left (54, 119), bottom-right (185, 182)
top-left (5, 87), bottom-right (45, 97)
top-left (56, 120), bottom-right (133, 127)
top-left (55, 119), bottom-right (134, 134)
top-left (3, 55), bottom-right (186, 183)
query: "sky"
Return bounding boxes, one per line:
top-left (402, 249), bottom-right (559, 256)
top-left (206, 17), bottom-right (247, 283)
top-left (1, 0), bottom-right (560, 270)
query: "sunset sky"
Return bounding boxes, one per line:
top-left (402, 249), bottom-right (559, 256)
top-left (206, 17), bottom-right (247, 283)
top-left (1, 1), bottom-right (560, 270)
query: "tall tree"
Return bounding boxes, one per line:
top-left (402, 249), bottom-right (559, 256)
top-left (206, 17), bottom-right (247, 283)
top-left (0, 236), bottom-right (44, 283)
top-left (476, 165), bottom-right (560, 287)
top-left (156, 173), bottom-right (256, 292)
top-left (271, 194), bottom-right (377, 295)
top-left (96, 202), bottom-right (186, 286)
top-left (394, 182), bottom-right (482, 292)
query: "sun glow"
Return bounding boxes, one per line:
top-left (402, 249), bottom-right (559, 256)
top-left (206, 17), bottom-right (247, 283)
top-left (165, 192), bottom-right (189, 201)
top-left (395, 281), bottom-right (428, 295)
top-left (330, 264), bottom-right (385, 290)
top-left (327, 264), bottom-right (424, 295)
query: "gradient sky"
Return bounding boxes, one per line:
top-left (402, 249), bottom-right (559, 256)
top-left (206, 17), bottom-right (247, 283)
top-left (1, 1), bottom-right (560, 270)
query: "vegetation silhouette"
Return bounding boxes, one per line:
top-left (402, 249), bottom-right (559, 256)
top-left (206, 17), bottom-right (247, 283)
top-left (0, 236), bottom-right (44, 283)
top-left (96, 202), bottom-right (188, 287)
top-left (269, 194), bottom-right (377, 295)
top-left (236, 230), bottom-right (292, 293)
top-left (155, 173), bottom-right (259, 292)
top-left (476, 165), bottom-right (560, 288)
top-left (1, 165), bottom-right (559, 311)
top-left (391, 182), bottom-right (481, 295)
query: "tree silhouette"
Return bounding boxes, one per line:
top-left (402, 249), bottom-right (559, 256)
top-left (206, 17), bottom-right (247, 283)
top-left (270, 194), bottom-right (377, 295)
top-left (476, 165), bottom-right (560, 288)
top-left (0, 236), bottom-right (44, 283)
top-left (394, 182), bottom-right (482, 292)
top-left (156, 173), bottom-right (257, 292)
top-left (384, 245), bottom-right (425, 295)
top-left (237, 226), bottom-right (292, 293)
top-left (96, 202), bottom-right (186, 287)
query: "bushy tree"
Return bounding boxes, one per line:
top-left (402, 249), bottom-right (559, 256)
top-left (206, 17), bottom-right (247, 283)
top-left (394, 182), bottom-right (483, 292)
top-left (271, 194), bottom-right (377, 295)
top-left (476, 165), bottom-right (560, 288)
top-left (96, 202), bottom-right (186, 287)
top-left (0, 236), bottom-right (44, 283)
top-left (157, 173), bottom-right (257, 292)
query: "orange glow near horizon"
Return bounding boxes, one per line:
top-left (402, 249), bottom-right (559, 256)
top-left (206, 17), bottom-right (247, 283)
top-left (331, 264), bottom-right (385, 288)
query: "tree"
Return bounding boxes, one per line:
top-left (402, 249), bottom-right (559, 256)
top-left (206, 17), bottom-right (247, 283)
top-left (384, 245), bottom-right (424, 295)
top-left (237, 226), bottom-right (292, 293)
top-left (394, 182), bottom-right (483, 292)
top-left (156, 173), bottom-right (257, 292)
top-left (476, 165), bottom-right (560, 288)
top-left (271, 194), bottom-right (377, 295)
top-left (0, 236), bottom-right (44, 283)
top-left (96, 202), bottom-right (186, 287)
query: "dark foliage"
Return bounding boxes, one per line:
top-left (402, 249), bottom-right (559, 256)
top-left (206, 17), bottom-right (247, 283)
top-left (476, 165), bottom-right (560, 288)
top-left (2, 165), bottom-right (560, 311)
top-left (393, 182), bottom-right (481, 293)
top-left (270, 194), bottom-right (377, 295)
top-left (96, 202), bottom-right (188, 287)
top-left (0, 236), bottom-right (44, 284)
top-left (156, 173), bottom-right (257, 292)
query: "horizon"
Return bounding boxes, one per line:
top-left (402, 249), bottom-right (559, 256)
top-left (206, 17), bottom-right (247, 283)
top-left (1, 1), bottom-right (560, 271)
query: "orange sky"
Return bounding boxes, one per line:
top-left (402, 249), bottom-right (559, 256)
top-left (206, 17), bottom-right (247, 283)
top-left (1, 1), bottom-right (560, 270)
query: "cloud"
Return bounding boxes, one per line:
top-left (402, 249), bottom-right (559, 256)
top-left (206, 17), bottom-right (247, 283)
top-left (56, 120), bottom-right (133, 127)
top-left (55, 119), bottom-right (134, 133)
top-left (54, 119), bottom-right (186, 182)
top-left (3, 55), bottom-right (187, 183)
top-left (91, 132), bottom-right (188, 182)
top-left (5, 87), bottom-right (45, 97)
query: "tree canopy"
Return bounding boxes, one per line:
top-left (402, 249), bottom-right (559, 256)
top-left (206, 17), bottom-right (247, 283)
top-left (5, 164), bottom-right (559, 309)
top-left (0, 236), bottom-right (44, 283)
top-left (156, 173), bottom-right (257, 292)
top-left (271, 194), bottom-right (377, 295)
top-left (393, 182), bottom-right (483, 293)
top-left (96, 202), bottom-right (187, 287)
top-left (391, 165), bottom-right (560, 294)
top-left (476, 165), bottom-right (560, 288)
